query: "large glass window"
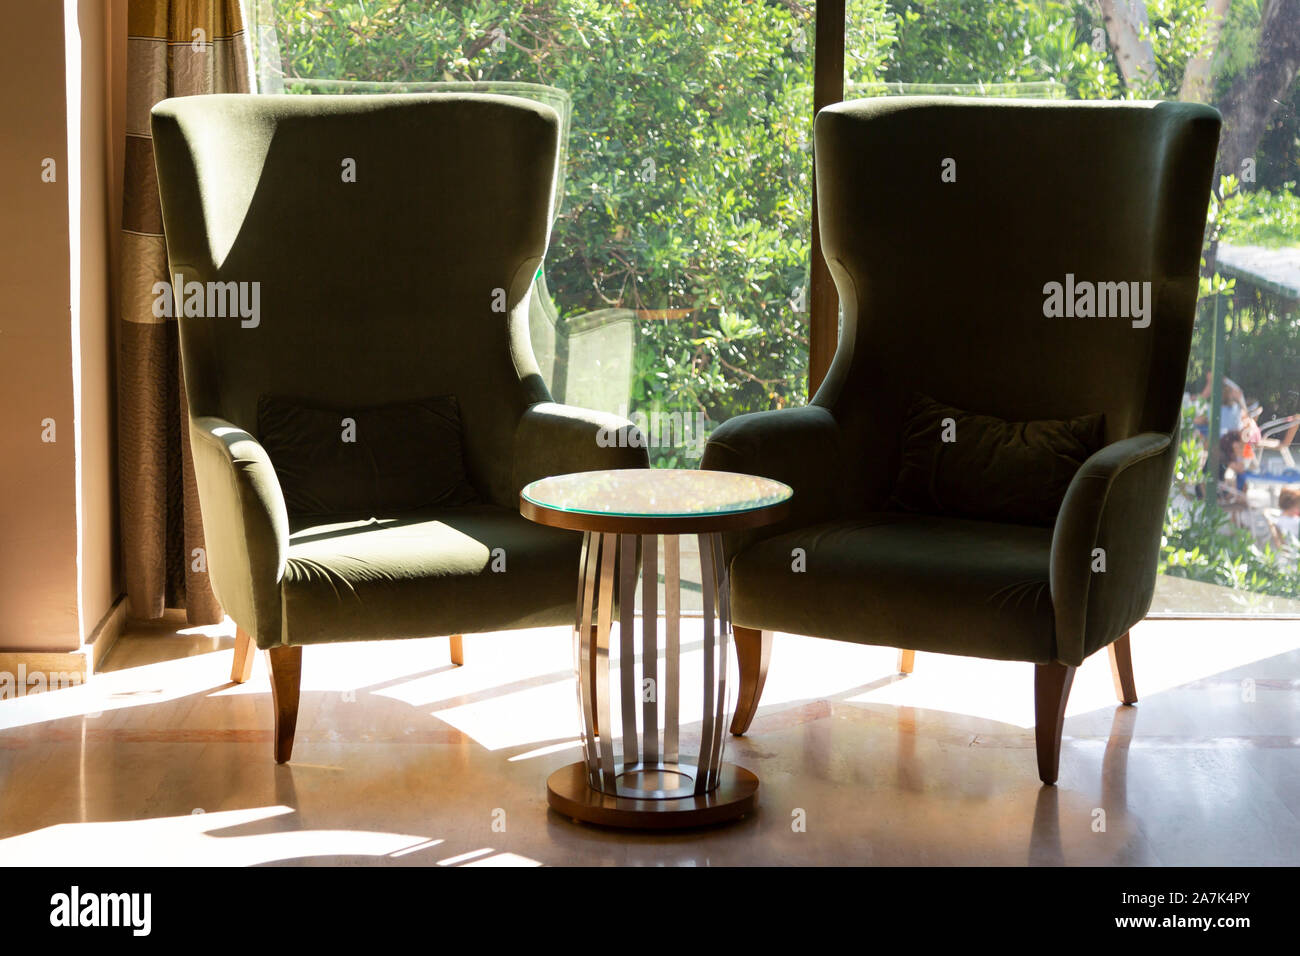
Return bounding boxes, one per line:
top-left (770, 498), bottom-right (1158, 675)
top-left (253, 0), bottom-right (835, 468)
top-left (251, 1), bottom-right (1300, 616)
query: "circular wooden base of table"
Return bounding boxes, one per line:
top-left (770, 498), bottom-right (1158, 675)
top-left (547, 761), bottom-right (759, 829)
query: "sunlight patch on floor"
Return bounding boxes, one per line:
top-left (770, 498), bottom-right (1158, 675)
top-left (0, 653), bottom-right (235, 731)
top-left (835, 620), bottom-right (1300, 728)
top-left (5, 617), bottom-right (1297, 747)
top-left (0, 806), bottom-right (436, 867)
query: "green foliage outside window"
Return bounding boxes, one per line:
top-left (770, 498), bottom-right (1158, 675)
top-left (267, 0), bottom-right (1298, 596)
top-left (266, 0), bottom-right (1241, 425)
top-left (1161, 406), bottom-right (1300, 599)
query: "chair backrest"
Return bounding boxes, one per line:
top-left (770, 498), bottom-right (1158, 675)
top-left (813, 97), bottom-right (1220, 508)
top-left (282, 79), bottom-right (580, 402)
top-left (151, 93), bottom-right (561, 506)
top-left (281, 79), bottom-right (573, 220)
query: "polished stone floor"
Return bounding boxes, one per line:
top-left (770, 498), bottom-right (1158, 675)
top-left (1, 616), bottom-right (1298, 866)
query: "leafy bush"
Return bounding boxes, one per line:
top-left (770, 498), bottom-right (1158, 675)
top-left (1161, 407), bottom-right (1300, 597)
top-left (1161, 497), bottom-right (1300, 597)
top-left (1222, 182), bottom-right (1300, 249)
top-left (884, 0), bottom-right (1214, 100)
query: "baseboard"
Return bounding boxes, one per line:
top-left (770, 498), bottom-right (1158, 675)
top-left (87, 595), bottom-right (128, 672)
top-left (125, 606), bottom-right (192, 628)
top-left (0, 595), bottom-right (127, 695)
top-left (0, 649), bottom-right (91, 693)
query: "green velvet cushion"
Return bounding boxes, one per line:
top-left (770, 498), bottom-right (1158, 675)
top-left (730, 513), bottom-right (1057, 663)
top-left (889, 392), bottom-right (1104, 527)
top-left (281, 505), bottom-right (581, 645)
top-left (259, 394), bottom-right (480, 518)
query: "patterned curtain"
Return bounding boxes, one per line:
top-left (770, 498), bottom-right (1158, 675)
top-left (119, 0), bottom-right (253, 623)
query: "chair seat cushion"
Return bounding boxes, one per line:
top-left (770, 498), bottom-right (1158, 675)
top-left (280, 505), bottom-right (580, 645)
top-left (729, 512), bottom-right (1057, 663)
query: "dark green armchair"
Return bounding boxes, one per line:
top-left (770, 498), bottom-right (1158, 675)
top-left (151, 93), bottom-right (647, 762)
top-left (703, 97), bottom-right (1221, 784)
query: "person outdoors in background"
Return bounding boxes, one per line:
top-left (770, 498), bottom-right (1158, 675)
top-left (1220, 377), bottom-right (1247, 437)
top-left (1270, 487), bottom-right (1300, 549)
top-left (1241, 415), bottom-right (1264, 445)
top-left (1239, 413), bottom-right (1264, 472)
top-left (1219, 429), bottom-right (1250, 493)
top-left (1188, 371), bottom-right (1249, 440)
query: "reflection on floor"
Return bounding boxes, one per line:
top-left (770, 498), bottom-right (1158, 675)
top-left (1, 617), bottom-right (1298, 866)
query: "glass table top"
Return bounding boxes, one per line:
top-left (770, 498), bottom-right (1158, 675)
top-left (521, 469), bottom-right (792, 519)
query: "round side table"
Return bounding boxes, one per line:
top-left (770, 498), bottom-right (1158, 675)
top-left (520, 468), bottom-right (792, 828)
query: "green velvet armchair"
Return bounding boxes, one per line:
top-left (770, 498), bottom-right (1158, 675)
top-left (151, 93), bottom-right (647, 762)
top-left (703, 97), bottom-right (1221, 784)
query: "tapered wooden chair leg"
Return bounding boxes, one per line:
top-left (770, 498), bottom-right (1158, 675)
top-left (1034, 661), bottom-right (1076, 785)
top-left (449, 634), bottom-right (464, 667)
top-left (266, 645), bottom-right (302, 764)
top-left (1108, 631), bottom-right (1138, 704)
top-left (730, 626), bottom-right (772, 735)
top-left (897, 648), bottom-right (915, 674)
top-left (231, 627), bottom-right (256, 683)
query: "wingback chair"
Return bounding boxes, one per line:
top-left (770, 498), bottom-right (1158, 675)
top-left (702, 98), bottom-right (1221, 784)
top-left (151, 94), bottom-right (647, 762)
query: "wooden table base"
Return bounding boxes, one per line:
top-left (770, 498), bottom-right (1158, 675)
top-left (547, 761), bottom-right (758, 829)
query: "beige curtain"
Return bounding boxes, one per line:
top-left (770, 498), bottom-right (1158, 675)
top-left (119, 0), bottom-right (252, 623)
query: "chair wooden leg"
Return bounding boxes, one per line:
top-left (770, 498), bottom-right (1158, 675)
top-left (730, 626), bottom-right (772, 736)
top-left (1034, 661), bottom-right (1076, 785)
top-left (266, 646), bottom-right (302, 764)
top-left (897, 648), bottom-right (915, 674)
top-left (1108, 631), bottom-right (1138, 704)
top-left (449, 634), bottom-right (464, 667)
top-left (231, 627), bottom-right (256, 683)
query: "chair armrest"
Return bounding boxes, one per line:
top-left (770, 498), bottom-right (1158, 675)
top-left (189, 416), bottom-right (290, 646)
top-left (1050, 431), bottom-right (1175, 666)
top-left (513, 402), bottom-right (649, 492)
top-left (702, 404), bottom-right (844, 544)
